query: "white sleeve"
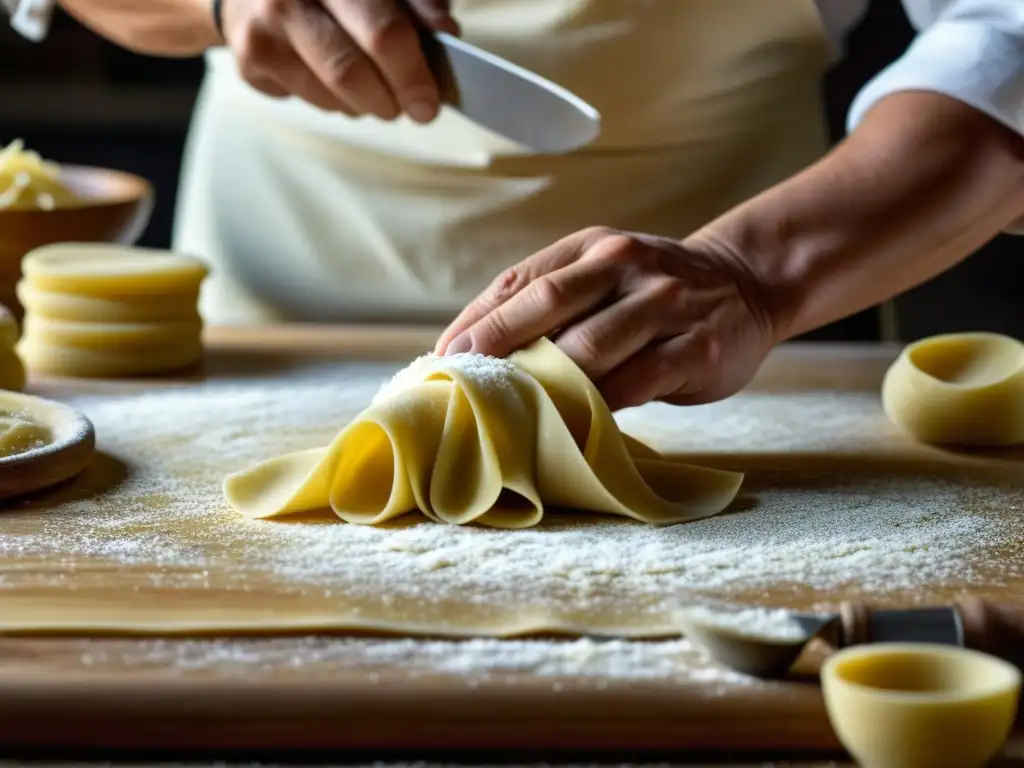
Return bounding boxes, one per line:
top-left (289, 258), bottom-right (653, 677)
top-left (848, 1), bottom-right (1024, 136)
top-left (849, 1), bottom-right (1024, 234)
top-left (3, 0), bottom-right (56, 42)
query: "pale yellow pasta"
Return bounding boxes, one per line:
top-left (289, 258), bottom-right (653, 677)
top-left (882, 332), bottom-right (1024, 446)
top-left (225, 338), bottom-right (744, 529)
top-left (0, 139), bottom-right (80, 211)
top-left (16, 244), bottom-right (208, 379)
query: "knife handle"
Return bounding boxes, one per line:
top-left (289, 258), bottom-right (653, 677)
top-left (416, 29), bottom-right (460, 105)
top-left (956, 596), bottom-right (1024, 669)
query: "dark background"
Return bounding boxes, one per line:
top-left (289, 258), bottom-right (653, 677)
top-left (0, 0), bottom-right (1019, 339)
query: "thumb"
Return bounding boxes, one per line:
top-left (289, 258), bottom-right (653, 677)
top-left (407, 0), bottom-right (460, 34)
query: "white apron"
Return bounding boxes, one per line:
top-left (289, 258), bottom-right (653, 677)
top-left (173, 0), bottom-right (833, 324)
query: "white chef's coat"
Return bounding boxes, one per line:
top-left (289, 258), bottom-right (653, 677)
top-left (10, 0), bottom-right (1024, 137)
top-left (7, 0), bottom-right (1024, 325)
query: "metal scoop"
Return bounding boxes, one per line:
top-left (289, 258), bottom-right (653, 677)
top-left (676, 600), bottom-right (964, 679)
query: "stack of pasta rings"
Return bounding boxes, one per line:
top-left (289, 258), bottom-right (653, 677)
top-left (0, 304), bottom-right (25, 391)
top-left (16, 243), bottom-right (209, 378)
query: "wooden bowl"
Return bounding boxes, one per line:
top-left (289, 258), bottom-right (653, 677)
top-left (0, 390), bottom-right (96, 501)
top-left (0, 165), bottom-right (154, 320)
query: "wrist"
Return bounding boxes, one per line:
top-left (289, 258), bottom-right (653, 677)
top-left (58, 0), bottom-right (222, 54)
top-left (682, 204), bottom-right (807, 347)
top-left (686, 92), bottom-right (1024, 343)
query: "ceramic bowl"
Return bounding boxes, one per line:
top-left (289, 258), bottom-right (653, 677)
top-left (821, 643), bottom-right (1021, 768)
top-left (0, 165), bottom-right (154, 319)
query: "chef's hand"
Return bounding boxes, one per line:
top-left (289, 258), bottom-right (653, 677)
top-left (220, 0), bottom-right (456, 122)
top-left (435, 228), bottom-right (780, 411)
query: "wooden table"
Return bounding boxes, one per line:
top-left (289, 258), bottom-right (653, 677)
top-left (1, 325), bottom-right (1021, 764)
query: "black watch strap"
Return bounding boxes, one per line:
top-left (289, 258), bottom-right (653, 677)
top-left (212, 0), bottom-right (225, 38)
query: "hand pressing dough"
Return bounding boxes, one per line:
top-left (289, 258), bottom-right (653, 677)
top-left (21, 243), bottom-right (208, 297)
top-left (224, 338), bottom-right (743, 528)
top-left (17, 244), bottom-right (207, 379)
top-left (0, 305), bottom-right (24, 392)
top-left (882, 332), bottom-right (1024, 446)
top-left (17, 282), bottom-right (200, 324)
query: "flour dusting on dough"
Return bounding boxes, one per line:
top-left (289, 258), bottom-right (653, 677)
top-left (374, 351), bottom-right (515, 405)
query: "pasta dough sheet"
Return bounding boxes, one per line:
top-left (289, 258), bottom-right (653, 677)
top-left (2, 354), bottom-right (1023, 637)
top-left (224, 339), bottom-right (743, 528)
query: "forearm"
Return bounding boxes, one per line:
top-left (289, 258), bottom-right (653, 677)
top-left (57, 0), bottom-right (220, 55)
top-left (688, 91), bottom-right (1024, 342)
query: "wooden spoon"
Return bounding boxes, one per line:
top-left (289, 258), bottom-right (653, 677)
top-left (0, 390), bottom-right (95, 500)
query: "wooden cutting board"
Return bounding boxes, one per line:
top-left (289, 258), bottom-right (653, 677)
top-left (0, 325), bottom-right (1021, 755)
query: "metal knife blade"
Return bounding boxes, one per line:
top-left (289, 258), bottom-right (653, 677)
top-left (421, 31), bottom-right (601, 154)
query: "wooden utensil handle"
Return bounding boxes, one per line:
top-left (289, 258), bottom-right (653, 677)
top-left (839, 598), bottom-right (1024, 668)
top-left (956, 596), bottom-right (1024, 669)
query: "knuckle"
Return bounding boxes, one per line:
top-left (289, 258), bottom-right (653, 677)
top-left (689, 328), bottom-right (721, 370)
top-left (364, 14), bottom-right (416, 60)
top-left (526, 276), bottom-right (566, 314)
top-left (580, 225), bottom-right (613, 241)
top-left (589, 233), bottom-right (637, 266)
top-left (323, 47), bottom-right (369, 92)
top-left (478, 312), bottom-right (511, 346)
top-left (566, 327), bottom-right (603, 368)
top-left (648, 277), bottom-right (686, 306)
top-left (703, 333), bottom-right (724, 369)
top-left (488, 266), bottom-right (528, 304)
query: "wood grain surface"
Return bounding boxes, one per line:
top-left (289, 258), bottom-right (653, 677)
top-left (0, 325), bottom-right (1019, 758)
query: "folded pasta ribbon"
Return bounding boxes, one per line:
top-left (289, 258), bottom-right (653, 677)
top-left (223, 338), bottom-right (743, 528)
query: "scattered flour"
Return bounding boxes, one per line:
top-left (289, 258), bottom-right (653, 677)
top-left (0, 359), bottom-right (1021, 641)
top-left (70, 635), bottom-right (753, 689)
top-left (374, 352), bottom-right (515, 404)
top-left (677, 605), bottom-right (809, 641)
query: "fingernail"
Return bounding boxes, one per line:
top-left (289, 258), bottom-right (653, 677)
top-left (406, 100), bottom-right (438, 124)
top-left (446, 333), bottom-right (473, 355)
